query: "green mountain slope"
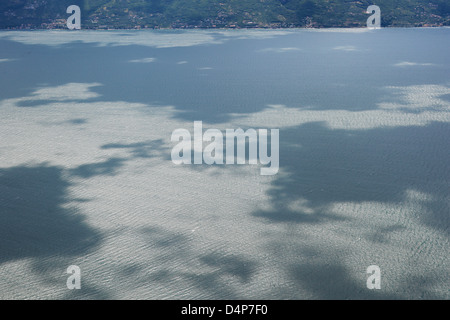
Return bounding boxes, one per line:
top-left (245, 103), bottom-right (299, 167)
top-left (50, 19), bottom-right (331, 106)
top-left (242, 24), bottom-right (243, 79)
top-left (1, 0), bottom-right (449, 29)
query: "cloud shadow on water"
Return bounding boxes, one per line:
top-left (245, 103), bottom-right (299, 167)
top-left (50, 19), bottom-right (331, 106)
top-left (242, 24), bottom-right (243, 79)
top-left (0, 29), bottom-right (448, 299)
top-left (255, 121), bottom-right (449, 233)
top-left (68, 139), bottom-right (167, 179)
top-left (101, 139), bottom-right (166, 159)
top-left (3, 30), bottom-right (449, 124)
top-left (140, 226), bottom-right (259, 299)
top-left (69, 157), bottom-right (127, 178)
top-left (251, 120), bottom-right (449, 299)
top-left (0, 163), bottom-right (102, 264)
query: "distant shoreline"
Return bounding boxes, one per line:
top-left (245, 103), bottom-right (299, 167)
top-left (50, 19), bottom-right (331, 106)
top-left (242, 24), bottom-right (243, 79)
top-left (2, 1), bottom-right (448, 32)
top-left (1, 25), bottom-right (449, 31)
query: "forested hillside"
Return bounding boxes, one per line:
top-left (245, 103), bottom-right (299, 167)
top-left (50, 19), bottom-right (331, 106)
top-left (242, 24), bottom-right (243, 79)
top-left (1, 0), bottom-right (449, 29)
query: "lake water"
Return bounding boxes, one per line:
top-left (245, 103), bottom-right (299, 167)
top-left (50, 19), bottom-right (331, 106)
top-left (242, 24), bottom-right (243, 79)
top-left (0, 28), bottom-right (449, 299)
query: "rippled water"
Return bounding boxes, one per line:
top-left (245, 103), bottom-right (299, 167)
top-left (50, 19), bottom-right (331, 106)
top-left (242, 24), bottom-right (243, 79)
top-left (0, 28), bottom-right (449, 299)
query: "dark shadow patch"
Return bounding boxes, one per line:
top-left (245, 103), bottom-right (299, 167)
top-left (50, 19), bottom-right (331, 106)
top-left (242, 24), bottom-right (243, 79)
top-left (199, 253), bottom-right (256, 283)
top-left (140, 226), bottom-right (259, 299)
top-left (289, 262), bottom-right (392, 300)
top-left (140, 227), bottom-right (191, 255)
top-left (141, 226), bottom-right (190, 249)
top-left (67, 118), bottom-right (87, 125)
top-left (183, 272), bottom-right (239, 299)
top-left (101, 139), bottom-right (166, 159)
top-left (16, 99), bottom-right (88, 108)
top-left (148, 269), bottom-right (171, 283)
top-left (439, 93), bottom-right (450, 103)
top-left (69, 157), bottom-right (126, 178)
top-left (253, 207), bottom-right (347, 224)
top-left (365, 224), bottom-right (405, 243)
top-left (0, 163), bottom-right (102, 265)
top-left (119, 263), bottom-right (143, 277)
